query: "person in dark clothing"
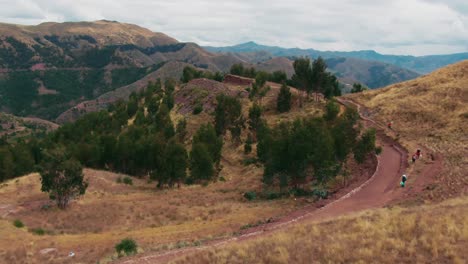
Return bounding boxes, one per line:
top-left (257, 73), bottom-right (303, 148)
top-left (400, 174), bottom-right (408, 187)
top-left (412, 154), bottom-right (417, 163)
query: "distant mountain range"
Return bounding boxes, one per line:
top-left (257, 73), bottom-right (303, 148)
top-left (204, 41), bottom-right (468, 74)
top-left (0, 21), bottom-right (459, 122)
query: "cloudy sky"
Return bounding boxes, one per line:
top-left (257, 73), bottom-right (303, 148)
top-left (0, 0), bottom-right (467, 55)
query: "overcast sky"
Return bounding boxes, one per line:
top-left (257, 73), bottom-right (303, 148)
top-left (0, 0), bottom-right (467, 56)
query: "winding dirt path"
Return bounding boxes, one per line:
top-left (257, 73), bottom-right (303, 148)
top-left (117, 99), bottom-right (442, 264)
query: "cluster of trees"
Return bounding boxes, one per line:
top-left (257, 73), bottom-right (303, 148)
top-left (230, 63), bottom-right (288, 84)
top-left (0, 64), bottom-right (164, 119)
top-left (290, 57), bottom-right (341, 98)
top-left (257, 102), bottom-right (376, 191)
top-left (350, 83), bottom-right (368, 93)
top-left (0, 79), bottom-right (233, 199)
top-left (180, 66), bottom-right (224, 83)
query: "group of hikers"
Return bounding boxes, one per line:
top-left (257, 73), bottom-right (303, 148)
top-left (388, 121), bottom-right (423, 188)
top-left (400, 149), bottom-right (422, 187)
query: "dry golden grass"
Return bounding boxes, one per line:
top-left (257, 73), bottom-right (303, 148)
top-left (172, 196), bottom-right (468, 264)
top-left (347, 60), bottom-right (468, 199)
top-left (0, 140), bottom-right (308, 264)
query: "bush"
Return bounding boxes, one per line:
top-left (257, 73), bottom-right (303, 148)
top-left (115, 238), bottom-right (138, 257)
top-left (31, 228), bottom-right (46, 235)
top-left (13, 219), bottom-right (24, 228)
top-left (244, 191), bottom-right (257, 201)
top-left (242, 157), bottom-right (258, 166)
top-left (123, 176), bottom-right (133, 185)
top-left (375, 146), bottom-right (383, 155)
top-left (311, 187), bottom-right (328, 199)
top-left (193, 104), bottom-right (203, 115)
top-left (264, 191), bottom-right (283, 200)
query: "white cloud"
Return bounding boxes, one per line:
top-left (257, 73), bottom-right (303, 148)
top-left (0, 0), bottom-right (466, 55)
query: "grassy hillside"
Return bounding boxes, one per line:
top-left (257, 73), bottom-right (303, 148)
top-left (172, 196), bottom-right (468, 264)
top-left (0, 112), bottom-right (58, 141)
top-left (347, 60), bottom-right (468, 199)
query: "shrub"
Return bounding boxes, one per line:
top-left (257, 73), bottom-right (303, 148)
top-left (264, 191), bottom-right (283, 200)
top-left (13, 219), bottom-right (24, 228)
top-left (244, 191), bottom-right (257, 201)
top-left (311, 187), bottom-right (328, 199)
top-left (115, 238), bottom-right (138, 257)
top-left (193, 104), bottom-right (203, 115)
top-left (242, 157), bottom-right (258, 166)
top-left (31, 228), bottom-right (46, 235)
top-left (123, 176), bottom-right (133, 185)
top-left (375, 146), bottom-right (383, 155)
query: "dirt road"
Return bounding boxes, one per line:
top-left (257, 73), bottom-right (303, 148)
top-left (118, 99), bottom-right (442, 264)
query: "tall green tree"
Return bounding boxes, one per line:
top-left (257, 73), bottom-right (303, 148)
top-left (214, 94), bottom-right (242, 137)
top-left (39, 148), bottom-right (88, 209)
top-left (277, 83), bottom-right (292, 113)
top-left (190, 143), bottom-right (215, 182)
top-left (291, 58), bottom-right (312, 93)
top-left (193, 124), bottom-right (223, 164)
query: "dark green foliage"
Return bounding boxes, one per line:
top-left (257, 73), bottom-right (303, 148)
top-left (0, 147), bottom-right (15, 181)
top-left (127, 99), bottom-right (138, 117)
top-left (192, 104), bottom-right (203, 115)
top-left (244, 134), bottom-right (253, 154)
top-left (291, 58), bottom-right (312, 92)
top-left (31, 228), bottom-right (46, 236)
top-left (229, 64), bottom-right (286, 84)
top-left (351, 83), bottom-right (367, 93)
top-left (115, 238), bottom-right (138, 256)
top-left (375, 146), bottom-right (383, 155)
top-left (181, 66), bottom-right (225, 83)
top-left (13, 219), bottom-right (24, 228)
top-left (277, 83), bottom-right (292, 113)
top-left (243, 191), bottom-right (257, 201)
top-left (259, 108), bottom-right (364, 192)
top-left (190, 143), bottom-right (215, 182)
top-left (38, 147), bottom-right (88, 209)
top-left (176, 119), bottom-right (187, 142)
top-left (214, 94), bottom-right (243, 137)
top-left (255, 71), bottom-right (268, 88)
top-left (354, 128), bottom-right (377, 163)
top-left (192, 124), bottom-right (223, 164)
top-left (324, 101), bottom-right (340, 121)
top-left (157, 140), bottom-right (188, 188)
top-left (331, 108), bottom-right (359, 162)
top-left (248, 103), bottom-right (263, 139)
top-left (123, 176), bottom-right (133, 185)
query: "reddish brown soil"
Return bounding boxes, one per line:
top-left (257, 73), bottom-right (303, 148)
top-left (117, 99), bottom-right (443, 264)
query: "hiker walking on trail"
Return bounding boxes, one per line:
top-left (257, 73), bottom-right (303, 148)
top-left (387, 121), bottom-right (392, 129)
top-left (416, 149), bottom-right (422, 159)
top-left (412, 154), bottom-right (417, 163)
top-left (400, 174), bottom-right (408, 187)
